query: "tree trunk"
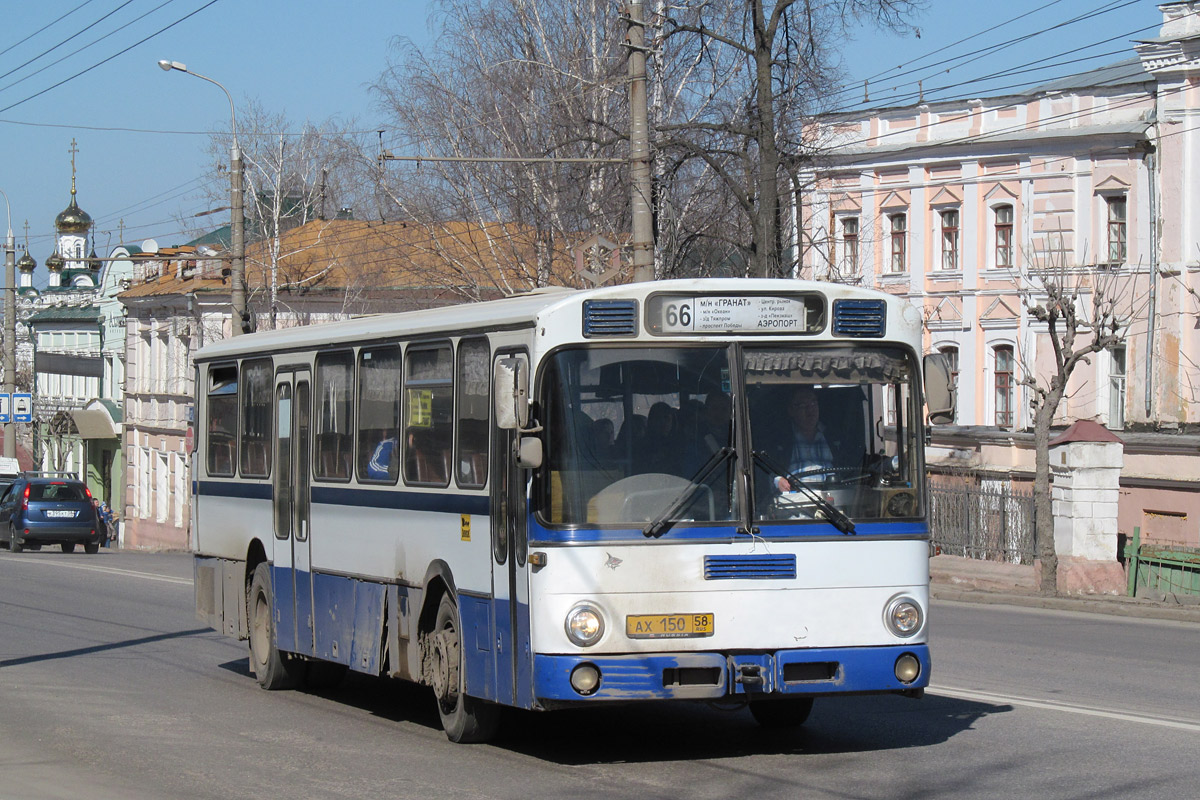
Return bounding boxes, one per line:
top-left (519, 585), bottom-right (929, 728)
top-left (751, 0), bottom-right (781, 278)
top-left (1033, 394), bottom-right (1059, 594)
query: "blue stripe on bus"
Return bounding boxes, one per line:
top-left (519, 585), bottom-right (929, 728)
top-left (197, 480), bottom-right (273, 500)
top-left (532, 644), bottom-right (930, 702)
top-left (528, 519), bottom-right (928, 544)
top-left (196, 480), bottom-right (488, 516)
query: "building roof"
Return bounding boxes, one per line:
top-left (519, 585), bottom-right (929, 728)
top-left (27, 304), bottom-right (101, 324)
top-left (186, 225), bottom-right (232, 250)
top-left (1028, 57), bottom-right (1152, 94)
top-left (119, 218), bottom-right (593, 301)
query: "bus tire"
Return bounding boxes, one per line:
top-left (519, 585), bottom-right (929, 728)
top-left (248, 562), bottom-right (304, 690)
top-left (748, 696), bottom-right (814, 729)
top-left (431, 593), bottom-right (500, 743)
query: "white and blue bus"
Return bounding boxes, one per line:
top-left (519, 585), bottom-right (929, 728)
top-left (192, 278), bottom-right (953, 742)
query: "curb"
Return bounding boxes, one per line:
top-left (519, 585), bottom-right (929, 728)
top-left (931, 586), bottom-right (1200, 624)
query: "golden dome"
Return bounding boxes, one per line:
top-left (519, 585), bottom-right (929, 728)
top-left (55, 197), bottom-right (93, 234)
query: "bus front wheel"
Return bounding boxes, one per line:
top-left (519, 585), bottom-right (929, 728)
top-left (248, 562), bottom-right (305, 690)
top-left (748, 696), bottom-right (815, 729)
top-left (430, 594), bottom-right (500, 743)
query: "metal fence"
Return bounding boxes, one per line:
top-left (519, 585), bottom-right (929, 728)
top-left (928, 475), bottom-right (1037, 564)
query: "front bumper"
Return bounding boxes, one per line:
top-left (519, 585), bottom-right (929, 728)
top-left (533, 644), bottom-right (929, 703)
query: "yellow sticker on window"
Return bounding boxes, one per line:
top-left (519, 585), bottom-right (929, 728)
top-left (407, 389), bottom-right (433, 428)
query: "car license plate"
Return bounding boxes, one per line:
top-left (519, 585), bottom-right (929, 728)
top-left (626, 613), bottom-right (714, 639)
top-left (45, 510), bottom-right (76, 519)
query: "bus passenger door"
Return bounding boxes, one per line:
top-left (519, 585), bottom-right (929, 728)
top-left (272, 371), bottom-right (315, 657)
top-left (490, 352), bottom-right (532, 707)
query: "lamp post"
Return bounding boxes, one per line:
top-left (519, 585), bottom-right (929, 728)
top-left (157, 59), bottom-right (247, 335)
top-left (0, 189), bottom-right (14, 458)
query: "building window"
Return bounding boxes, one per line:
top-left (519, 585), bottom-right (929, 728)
top-left (889, 213), bottom-right (907, 273)
top-left (995, 205), bottom-right (1014, 268)
top-left (1106, 196), bottom-right (1127, 265)
top-left (1109, 345), bottom-right (1126, 430)
top-left (840, 217), bottom-right (859, 272)
top-left (994, 345), bottom-right (1015, 428)
top-left (940, 209), bottom-right (959, 271)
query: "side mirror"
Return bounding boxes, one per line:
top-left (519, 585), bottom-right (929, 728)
top-left (515, 436), bottom-right (543, 469)
top-left (923, 353), bottom-right (956, 426)
top-left (493, 357), bottom-right (530, 430)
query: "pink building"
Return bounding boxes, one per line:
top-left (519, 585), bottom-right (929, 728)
top-left (799, 3), bottom-right (1200, 548)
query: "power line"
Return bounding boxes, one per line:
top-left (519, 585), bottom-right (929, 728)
top-left (0, 0), bottom-right (222, 115)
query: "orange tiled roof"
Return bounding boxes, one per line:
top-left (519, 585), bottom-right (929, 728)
top-left (120, 219), bottom-right (600, 299)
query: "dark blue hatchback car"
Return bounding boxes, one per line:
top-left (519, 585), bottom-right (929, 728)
top-left (0, 475), bottom-right (102, 554)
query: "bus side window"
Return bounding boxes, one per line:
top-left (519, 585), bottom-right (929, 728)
top-left (456, 338), bottom-right (489, 489)
top-left (357, 345), bottom-right (403, 483)
top-left (404, 342), bottom-right (453, 488)
top-left (206, 364), bottom-right (238, 477)
top-left (314, 350), bottom-right (355, 482)
top-left (239, 358), bottom-right (273, 478)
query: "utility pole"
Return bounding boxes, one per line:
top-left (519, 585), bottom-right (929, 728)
top-left (1, 190), bottom-right (14, 460)
top-left (158, 60), bottom-right (247, 335)
top-left (625, 2), bottom-right (654, 283)
top-left (230, 138), bottom-right (247, 334)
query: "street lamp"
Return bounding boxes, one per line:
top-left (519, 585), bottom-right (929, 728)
top-left (0, 188), bottom-right (14, 458)
top-left (157, 59), bottom-right (247, 335)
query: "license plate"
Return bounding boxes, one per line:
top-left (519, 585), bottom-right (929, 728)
top-left (626, 613), bottom-right (715, 639)
top-left (45, 510), bottom-right (76, 519)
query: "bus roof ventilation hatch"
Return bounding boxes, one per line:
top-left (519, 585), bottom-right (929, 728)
top-left (832, 299), bottom-right (886, 338)
top-left (582, 299), bottom-right (638, 338)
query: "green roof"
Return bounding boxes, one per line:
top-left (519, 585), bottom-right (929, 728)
top-left (27, 305), bottom-right (101, 324)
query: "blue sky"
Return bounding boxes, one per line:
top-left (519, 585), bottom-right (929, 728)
top-left (0, 0), bottom-right (1160, 266)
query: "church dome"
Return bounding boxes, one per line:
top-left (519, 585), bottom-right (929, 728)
top-left (45, 250), bottom-right (65, 271)
top-left (55, 196), bottom-right (93, 234)
top-left (17, 250), bottom-right (36, 271)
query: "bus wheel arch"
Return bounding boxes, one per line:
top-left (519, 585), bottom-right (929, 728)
top-left (417, 563), bottom-right (500, 743)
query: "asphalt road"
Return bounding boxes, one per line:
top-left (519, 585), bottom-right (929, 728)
top-left (1, 550), bottom-right (1197, 800)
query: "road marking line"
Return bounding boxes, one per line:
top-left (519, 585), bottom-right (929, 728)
top-left (930, 685), bottom-right (1200, 732)
top-left (1, 557), bottom-right (191, 586)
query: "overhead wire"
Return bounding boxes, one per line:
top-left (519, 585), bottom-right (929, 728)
top-left (0, 0), bottom-right (223, 115)
top-left (0, 0), bottom-right (185, 98)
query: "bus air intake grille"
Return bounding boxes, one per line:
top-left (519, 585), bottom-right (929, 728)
top-left (582, 299), bottom-right (638, 337)
top-left (704, 554), bottom-right (797, 580)
top-left (832, 299), bottom-right (886, 337)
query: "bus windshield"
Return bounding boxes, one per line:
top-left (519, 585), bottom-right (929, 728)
top-left (541, 347), bottom-right (738, 526)
top-left (541, 343), bottom-right (922, 529)
top-left (744, 345), bottom-right (922, 524)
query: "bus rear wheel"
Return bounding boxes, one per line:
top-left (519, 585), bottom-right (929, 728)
top-left (430, 594), bottom-right (500, 743)
top-left (248, 562), bottom-right (305, 690)
top-left (749, 696), bottom-right (815, 729)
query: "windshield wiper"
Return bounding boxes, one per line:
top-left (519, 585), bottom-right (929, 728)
top-left (642, 446), bottom-right (735, 538)
top-left (752, 450), bottom-right (856, 535)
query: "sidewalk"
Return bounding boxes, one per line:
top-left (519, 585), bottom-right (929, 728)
top-left (929, 554), bottom-right (1200, 624)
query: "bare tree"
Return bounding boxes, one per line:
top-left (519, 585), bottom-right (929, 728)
top-left (199, 102), bottom-right (374, 327)
top-left (1017, 259), bottom-right (1130, 594)
top-left (656, 0), bottom-right (922, 278)
top-left (372, 0), bottom-right (631, 293)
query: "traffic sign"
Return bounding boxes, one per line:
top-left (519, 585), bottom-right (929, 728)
top-left (0, 393), bottom-right (9, 424)
top-left (13, 393), bottom-right (32, 423)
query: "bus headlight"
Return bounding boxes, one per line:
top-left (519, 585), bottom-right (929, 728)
top-left (883, 595), bottom-right (923, 637)
top-left (565, 604), bottom-right (605, 647)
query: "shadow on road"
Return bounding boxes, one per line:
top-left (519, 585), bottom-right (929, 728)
top-left (215, 660), bottom-right (1010, 763)
top-left (0, 628), bottom-right (211, 669)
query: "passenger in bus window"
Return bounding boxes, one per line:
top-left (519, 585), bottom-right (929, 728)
top-left (771, 386), bottom-right (835, 489)
top-left (638, 402), bottom-right (681, 474)
top-left (367, 433), bottom-right (398, 480)
top-left (700, 391), bottom-right (732, 454)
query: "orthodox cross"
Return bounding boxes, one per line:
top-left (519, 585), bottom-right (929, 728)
top-left (69, 138), bottom-right (79, 196)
